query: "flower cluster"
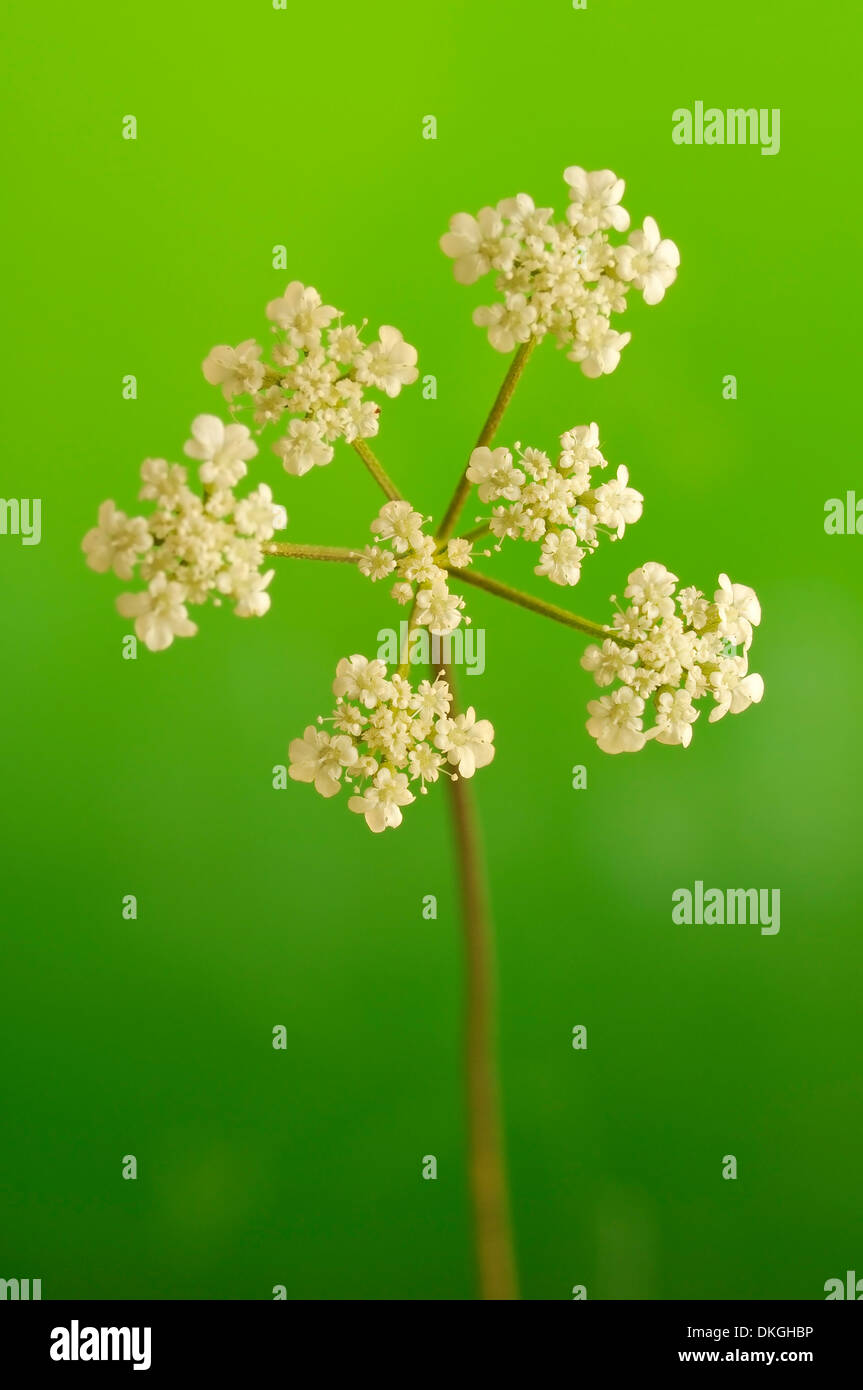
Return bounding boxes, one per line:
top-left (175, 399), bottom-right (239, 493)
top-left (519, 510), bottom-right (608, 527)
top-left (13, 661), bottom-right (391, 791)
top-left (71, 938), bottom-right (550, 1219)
top-left (81, 415), bottom-right (287, 651)
top-left (202, 282), bottom-right (419, 476)
top-left (467, 423), bottom-right (642, 586)
top-left (441, 168), bottom-right (679, 376)
top-left (288, 658), bottom-right (495, 831)
top-left (357, 500), bottom-right (472, 632)
top-left (581, 564), bottom-right (764, 753)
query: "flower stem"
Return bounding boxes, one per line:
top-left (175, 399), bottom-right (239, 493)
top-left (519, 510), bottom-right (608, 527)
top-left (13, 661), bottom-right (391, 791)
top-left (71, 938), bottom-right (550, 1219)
top-left (266, 542), bottom-right (361, 563)
top-left (442, 664), bottom-right (519, 1301)
top-left (437, 339), bottom-right (537, 544)
top-left (447, 566), bottom-right (619, 642)
top-left (352, 439), bottom-right (404, 501)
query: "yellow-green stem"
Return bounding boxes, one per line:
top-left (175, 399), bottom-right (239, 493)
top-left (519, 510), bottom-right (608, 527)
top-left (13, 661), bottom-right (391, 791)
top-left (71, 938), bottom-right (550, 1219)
top-left (447, 566), bottom-right (621, 643)
top-left (437, 339), bottom-right (537, 544)
top-left (266, 542), bottom-right (361, 563)
top-left (352, 438), bottom-right (404, 501)
top-left (442, 663), bottom-right (519, 1301)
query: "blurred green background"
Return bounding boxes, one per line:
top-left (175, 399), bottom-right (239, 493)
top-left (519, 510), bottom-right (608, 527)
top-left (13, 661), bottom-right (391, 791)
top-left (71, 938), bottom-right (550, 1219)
top-left (1, 0), bottom-right (860, 1300)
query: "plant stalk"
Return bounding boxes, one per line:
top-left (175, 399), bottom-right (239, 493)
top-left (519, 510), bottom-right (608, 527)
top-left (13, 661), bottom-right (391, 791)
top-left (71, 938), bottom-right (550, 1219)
top-left (443, 663), bottom-right (519, 1301)
top-left (447, 566), bottom-right (619, 642)
top-left (265, 542), bottom-right (361, 563)
top-left (352, 438), bottom-right (404, 501)
top-left (437, 339), bottom-right (537, 544)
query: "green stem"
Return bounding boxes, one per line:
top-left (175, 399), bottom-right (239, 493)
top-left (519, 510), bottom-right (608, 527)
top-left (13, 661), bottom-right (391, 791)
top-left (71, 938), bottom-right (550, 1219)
top-left (352, 439), bottom-right (404, 501)
top-left (437, 339), bottom-right (537, 544)
top-left (266, 542), bottom-right (361, 563)
top-left (442, 663), bottom-right (519, 1302)
top-left (446, 566), bottom-right (619, 642)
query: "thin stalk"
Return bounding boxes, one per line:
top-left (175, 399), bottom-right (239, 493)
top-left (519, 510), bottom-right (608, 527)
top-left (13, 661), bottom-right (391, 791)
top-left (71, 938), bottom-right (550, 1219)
top-left (447, 566), bottom-right (621, 643)
top-left (352, 439), bottom-right (404, 501)
top-left (266, 542), bottom-right (361, 563)
top-left (442, 663), bottom-right (519, 1301)
top-left (437, 339), bottom-right (537, 544)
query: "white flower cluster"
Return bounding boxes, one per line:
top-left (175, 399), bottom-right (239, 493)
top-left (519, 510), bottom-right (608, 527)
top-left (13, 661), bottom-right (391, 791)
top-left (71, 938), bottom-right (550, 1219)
top-left (81, 415), bottom-right (287, 651)
top-left (467, 423), bottom-right (642, 587)
top-left (288, 657), bottom-right (495, 832)
top-left (441, 167), bottom-right (679, 376)
top-left (201, 282), bottom-right (419, 476)
top-left (581, 564), bottom-right (764, 753)
top-left (357, 501), bottom-right (472, 633)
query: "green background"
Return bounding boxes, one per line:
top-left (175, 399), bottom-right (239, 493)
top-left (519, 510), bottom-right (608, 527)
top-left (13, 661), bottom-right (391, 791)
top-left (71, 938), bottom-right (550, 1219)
top-left (1, 0), bottom-right (860, 1300)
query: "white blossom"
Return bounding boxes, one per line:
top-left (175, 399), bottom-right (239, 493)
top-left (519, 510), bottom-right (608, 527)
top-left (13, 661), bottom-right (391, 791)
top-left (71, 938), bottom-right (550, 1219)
top-left (616, 218), bottom-right (680, 305)
top-left (116, 573), bottom-right (198, 652)
top-left (184, 415), bottom-right (258, 489)
top-left (82, 501), bottom-right (152, 580)
top-left (202, 340), bottom-right (265, 400)
top-left (356, 326), bottom-right (419, 398)
top-left (563, 167), bottom-right (630, 235)
top-left (435, 707), bottom-right (495, 778)
top-left (288, 727), bottom-right (358, 798)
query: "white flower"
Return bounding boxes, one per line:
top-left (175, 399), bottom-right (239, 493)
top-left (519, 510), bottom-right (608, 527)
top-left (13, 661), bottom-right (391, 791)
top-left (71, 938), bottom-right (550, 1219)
top-left (652, 688), bottom-right (699, 747)
top-left (714, 573), bottom-right (762, 648)
top-left (446, 538), bottom-right (473, 568)
top-left (563, 167), bottom-right (629, 235)
top-left (472, 295), bottom-right (537, 352)
top-left (82, 501), bottom-right (152, 580)
top-left (415, 578), bottom-right (464, 633)
top-left (567, 314), bottom-right (631, 378)
top-left (467, 446), bottom-right (525, 503)
top-left (586, 686), bottom-right (646, 754)
top-left (327, 323), bottom-right (365, 364)
top-left (184, 415), bottom-right (258, 489)
top-left (412, 676), bottom-right (452, 720)
top-left (252, 385), bottom-right (288, 426)
top-left (616, 217), bottom-right (680, 305)
top-left (497, 192), bottom-right (554, 239)
top-left (138, 458), bottom-right (189, 507)
top-left (391, 580), bottom-right (414, 605)
top-left (116, 573), bottom-right (198, 652)
top-left (332, 655), bottom-right (392, 709)
top-left (435, 708), bottom-right (495, 778)
top-left (348, 767), bottom-right (415, 832)
top-left (408, 743), bottom-right (444, 785)
top-left (370, 500), bottom-right (424, 553)
top-left (559, 422), bottom-right (605, 476)
top-left (358, 546), bottom-right (396, 581)
top-left (356, 326), bottom-right (419, 398)
top-left (272, 418), bottom-right (334, 476)
top-left (440, 208), bottom-right (518, 284)
top-left (535, 529), bottom-right (584, 586)
top-left (230, 567), bottom-right (275, 618)
top-left (233, 483), bottom-right (287, 541)
top-left (678, 585), bottom-right (709, 630)
top-left (289, 727), bottom-right (357, 798)
top-left (202, 340), bottom-right (265, 400)
top-left (581, 638), bottom-right (633, 687)
top-left (592, 465), bottom-right (644, 538)
top-left (708, 668), bottom-right (765, 723)
top-left (624, 562), bottom-right (678, 618)
top-left (266, 282), bottom-right (338, 348)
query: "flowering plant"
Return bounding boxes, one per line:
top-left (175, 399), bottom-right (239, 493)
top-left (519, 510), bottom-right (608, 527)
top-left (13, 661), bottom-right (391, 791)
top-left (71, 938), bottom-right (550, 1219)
top-left (83, 166), bottom-right (763, 1297)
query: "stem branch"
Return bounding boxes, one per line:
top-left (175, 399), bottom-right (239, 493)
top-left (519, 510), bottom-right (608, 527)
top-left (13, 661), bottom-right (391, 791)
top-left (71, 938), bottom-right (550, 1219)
top-left (447, 566), bottom-right (619, 642)
top-left (266, 542), bottom-right (361, 564)
top-left (352, 439), bottom-right (404, 501)
top-left (437, 339), bottom-right (537, 544)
